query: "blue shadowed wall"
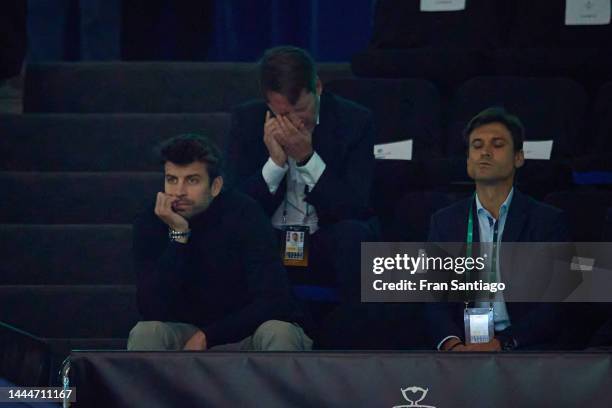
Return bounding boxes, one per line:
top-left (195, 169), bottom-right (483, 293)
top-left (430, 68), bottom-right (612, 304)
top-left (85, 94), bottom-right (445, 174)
top-left (26, 0), bottom-right (375, 62)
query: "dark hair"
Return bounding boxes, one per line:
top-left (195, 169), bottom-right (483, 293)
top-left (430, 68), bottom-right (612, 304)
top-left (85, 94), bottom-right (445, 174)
top-left (258, 45), bottom-right (317, 105)
top-left (158, 134), bottom-right (223, 182)
top-left (463, 107), bottom-right (524, 152)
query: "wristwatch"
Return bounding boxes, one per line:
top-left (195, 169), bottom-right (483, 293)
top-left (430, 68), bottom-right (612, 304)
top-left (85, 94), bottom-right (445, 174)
top-left (168, 228), bottom-right (191, 242)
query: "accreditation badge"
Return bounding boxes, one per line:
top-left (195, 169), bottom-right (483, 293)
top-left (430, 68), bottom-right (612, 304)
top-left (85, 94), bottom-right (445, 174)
top-left (464, 307), bottom-right (494, 344)
top-left (281, 225), bottom-right (310, 267)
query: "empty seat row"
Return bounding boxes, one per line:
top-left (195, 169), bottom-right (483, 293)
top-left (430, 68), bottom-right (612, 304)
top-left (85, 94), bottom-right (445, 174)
top-left (358, 1), bottom-right (612, 88)
top-left (326, 77), bottom-right (592, 159)
top-left (10, 77), bottom-right (612, 165)
top-left (23, 62), bottom-right (352, 114)
top-left (5, 78), bottom-right (612, 166)
top-left (371, 0), bottom-right (612, 50)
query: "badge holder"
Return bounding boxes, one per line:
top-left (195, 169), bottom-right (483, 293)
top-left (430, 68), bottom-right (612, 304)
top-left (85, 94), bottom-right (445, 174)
top-left (464, 307), bottom-right (494, 344)
top-left (281, 225), bottom-right (310, 267)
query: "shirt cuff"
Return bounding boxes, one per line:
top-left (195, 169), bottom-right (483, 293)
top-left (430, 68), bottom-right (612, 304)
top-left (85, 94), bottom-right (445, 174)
top-left (262, 157), bottom-right (288, 193)
top-left (296, 151), bottom-right (326, 188)
top-left (437, 335), bottom-right (461, 351)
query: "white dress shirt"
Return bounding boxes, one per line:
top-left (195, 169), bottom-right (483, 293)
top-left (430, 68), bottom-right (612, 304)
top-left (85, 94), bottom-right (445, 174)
top-left (261, 110), bottom-right (325, 234)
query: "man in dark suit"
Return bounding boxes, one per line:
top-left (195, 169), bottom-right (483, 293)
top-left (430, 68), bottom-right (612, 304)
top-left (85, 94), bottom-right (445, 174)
top-left (427, 107), bottom-right (570, 351)
top-left (226, 46), bottom-right (375, 302)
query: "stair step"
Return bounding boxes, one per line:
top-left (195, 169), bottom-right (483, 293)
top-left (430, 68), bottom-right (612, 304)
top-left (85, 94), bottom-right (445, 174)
top-left (0, 171), bottom-right (160, 224)
top-left (0, 224), bottom-right (133, 285)
top-left (0, 113), bottom-right (230, 171)
top-left (24, 62), bottom-right (351, 113)
top-left (0, 285), bottom-right (138, 338)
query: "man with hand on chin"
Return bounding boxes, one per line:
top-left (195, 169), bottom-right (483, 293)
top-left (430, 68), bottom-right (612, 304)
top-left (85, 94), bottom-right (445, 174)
top-left (128, 134), bottom-right (311, 351)
top-left (427, 107), bottom-right (570, 352)
top-left (227, 46), bottom-right (376, 303)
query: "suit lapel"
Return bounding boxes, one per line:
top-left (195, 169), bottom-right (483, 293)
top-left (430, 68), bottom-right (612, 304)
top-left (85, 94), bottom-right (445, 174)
top-left (502, 190), bottom-right (528, 243)
top-left (500, 190), bottom-right (529, 300)
top-left (312, 92), bottom-right (342, 165)
top-left (470, 197), bottom-right (481, 243)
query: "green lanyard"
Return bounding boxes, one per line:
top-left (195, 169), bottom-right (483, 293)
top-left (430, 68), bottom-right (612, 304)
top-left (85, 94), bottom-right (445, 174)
top-left (466, 195), bottom-right (475, 258)
top-left (466, 194), bottom-right (498, 306)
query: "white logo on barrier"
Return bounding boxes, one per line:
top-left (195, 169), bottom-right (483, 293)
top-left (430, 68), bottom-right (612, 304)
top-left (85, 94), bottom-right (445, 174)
top-left (392, 386), bottom-right (436, 408)
top-left (571, 256), bottom-right (595, 271)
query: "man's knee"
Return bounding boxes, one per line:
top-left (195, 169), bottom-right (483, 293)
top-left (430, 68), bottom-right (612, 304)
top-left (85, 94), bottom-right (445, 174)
top-left (127, 321), bottom-right (175, 350)
top-left (252, 320), bottom-right (312, 351)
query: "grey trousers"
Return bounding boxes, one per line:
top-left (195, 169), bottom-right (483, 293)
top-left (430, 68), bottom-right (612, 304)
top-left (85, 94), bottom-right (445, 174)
top-left (127, 320), bottom-right (313, 351)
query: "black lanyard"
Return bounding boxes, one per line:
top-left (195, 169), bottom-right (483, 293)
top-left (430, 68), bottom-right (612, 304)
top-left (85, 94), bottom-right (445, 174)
top-left (282, 184), bottom-right (310, 225)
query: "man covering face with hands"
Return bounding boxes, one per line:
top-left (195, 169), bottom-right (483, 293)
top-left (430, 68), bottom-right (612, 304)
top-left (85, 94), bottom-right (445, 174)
top-left (226, 46), bottom-right (376, 304)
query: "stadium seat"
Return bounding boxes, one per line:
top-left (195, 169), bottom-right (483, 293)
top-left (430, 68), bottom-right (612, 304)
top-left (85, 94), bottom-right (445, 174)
top-left (495, 0), bottom-right (612, 88)
top-left (603, 207), bottom-right (612, 242)
top-left (571, 83), bottom-right (612, 181)
top-left (352, 0), bottom-right (507, 88)
top-left (509, 0), bottom-right (612, 49)
top-left (389, 191), bottom-right (463, 242)
top-left (325, 78), bottom-right (443, 158)
top-left (325, 78), bottom-right (443, 224)
top-left (591, 82), bottom-right (612, 155)
top-left (544, 190), bottom-right (612, 241)
top-left (447, 77), bottom-right (588, 158)
top-left (369, 0), bottom-right (503, 49)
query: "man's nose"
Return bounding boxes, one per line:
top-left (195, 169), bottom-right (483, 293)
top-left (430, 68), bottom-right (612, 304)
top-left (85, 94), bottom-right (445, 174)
top-left (480, 145), bottom-right (492, 157)
top-left (177, 181), bottom-right (188, 195)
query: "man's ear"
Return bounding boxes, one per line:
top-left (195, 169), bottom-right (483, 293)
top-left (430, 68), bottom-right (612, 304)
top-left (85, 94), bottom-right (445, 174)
top-left (315, 77), bottom-right (323, 96)
top-left (514, 150), bottom-right (525, 169)
top-left (211, 176), bottom-right (223, 197)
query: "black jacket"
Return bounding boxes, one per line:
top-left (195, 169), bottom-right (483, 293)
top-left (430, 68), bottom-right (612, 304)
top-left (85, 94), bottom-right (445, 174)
top-left (133, 189), bottom-right (306, 347)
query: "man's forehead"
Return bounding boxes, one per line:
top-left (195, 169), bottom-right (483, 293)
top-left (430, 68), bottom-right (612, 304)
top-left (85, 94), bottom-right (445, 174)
top-left (470, 122), bottom-right (512, 140)
top-left (164, 161), bottom-right (208, 176)
top-left (266, 88), bottom-right (311, 107)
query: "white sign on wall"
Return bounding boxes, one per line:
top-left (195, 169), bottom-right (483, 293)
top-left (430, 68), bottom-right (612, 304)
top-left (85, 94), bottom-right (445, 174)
top-left (565, 0), bottom-right (611, 25)
top-left (523, 140), bottom-right (554, 160)
top-left (420, 0), bottom-right (466, 12)
top-left (374, 139), bottom-right (413, 160)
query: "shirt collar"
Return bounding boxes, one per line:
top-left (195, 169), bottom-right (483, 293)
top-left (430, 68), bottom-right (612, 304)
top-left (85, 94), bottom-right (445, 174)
top-left (475, 187), bottom-right (514, 220)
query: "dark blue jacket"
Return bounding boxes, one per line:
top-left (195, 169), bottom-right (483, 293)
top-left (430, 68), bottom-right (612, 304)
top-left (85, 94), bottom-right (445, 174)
top-left (427, 189), bottom-right (570, 349)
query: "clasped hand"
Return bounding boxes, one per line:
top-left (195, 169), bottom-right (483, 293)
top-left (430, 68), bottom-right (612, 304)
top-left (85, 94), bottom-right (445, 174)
top-left (263, 111), bottom-right (313, 166)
